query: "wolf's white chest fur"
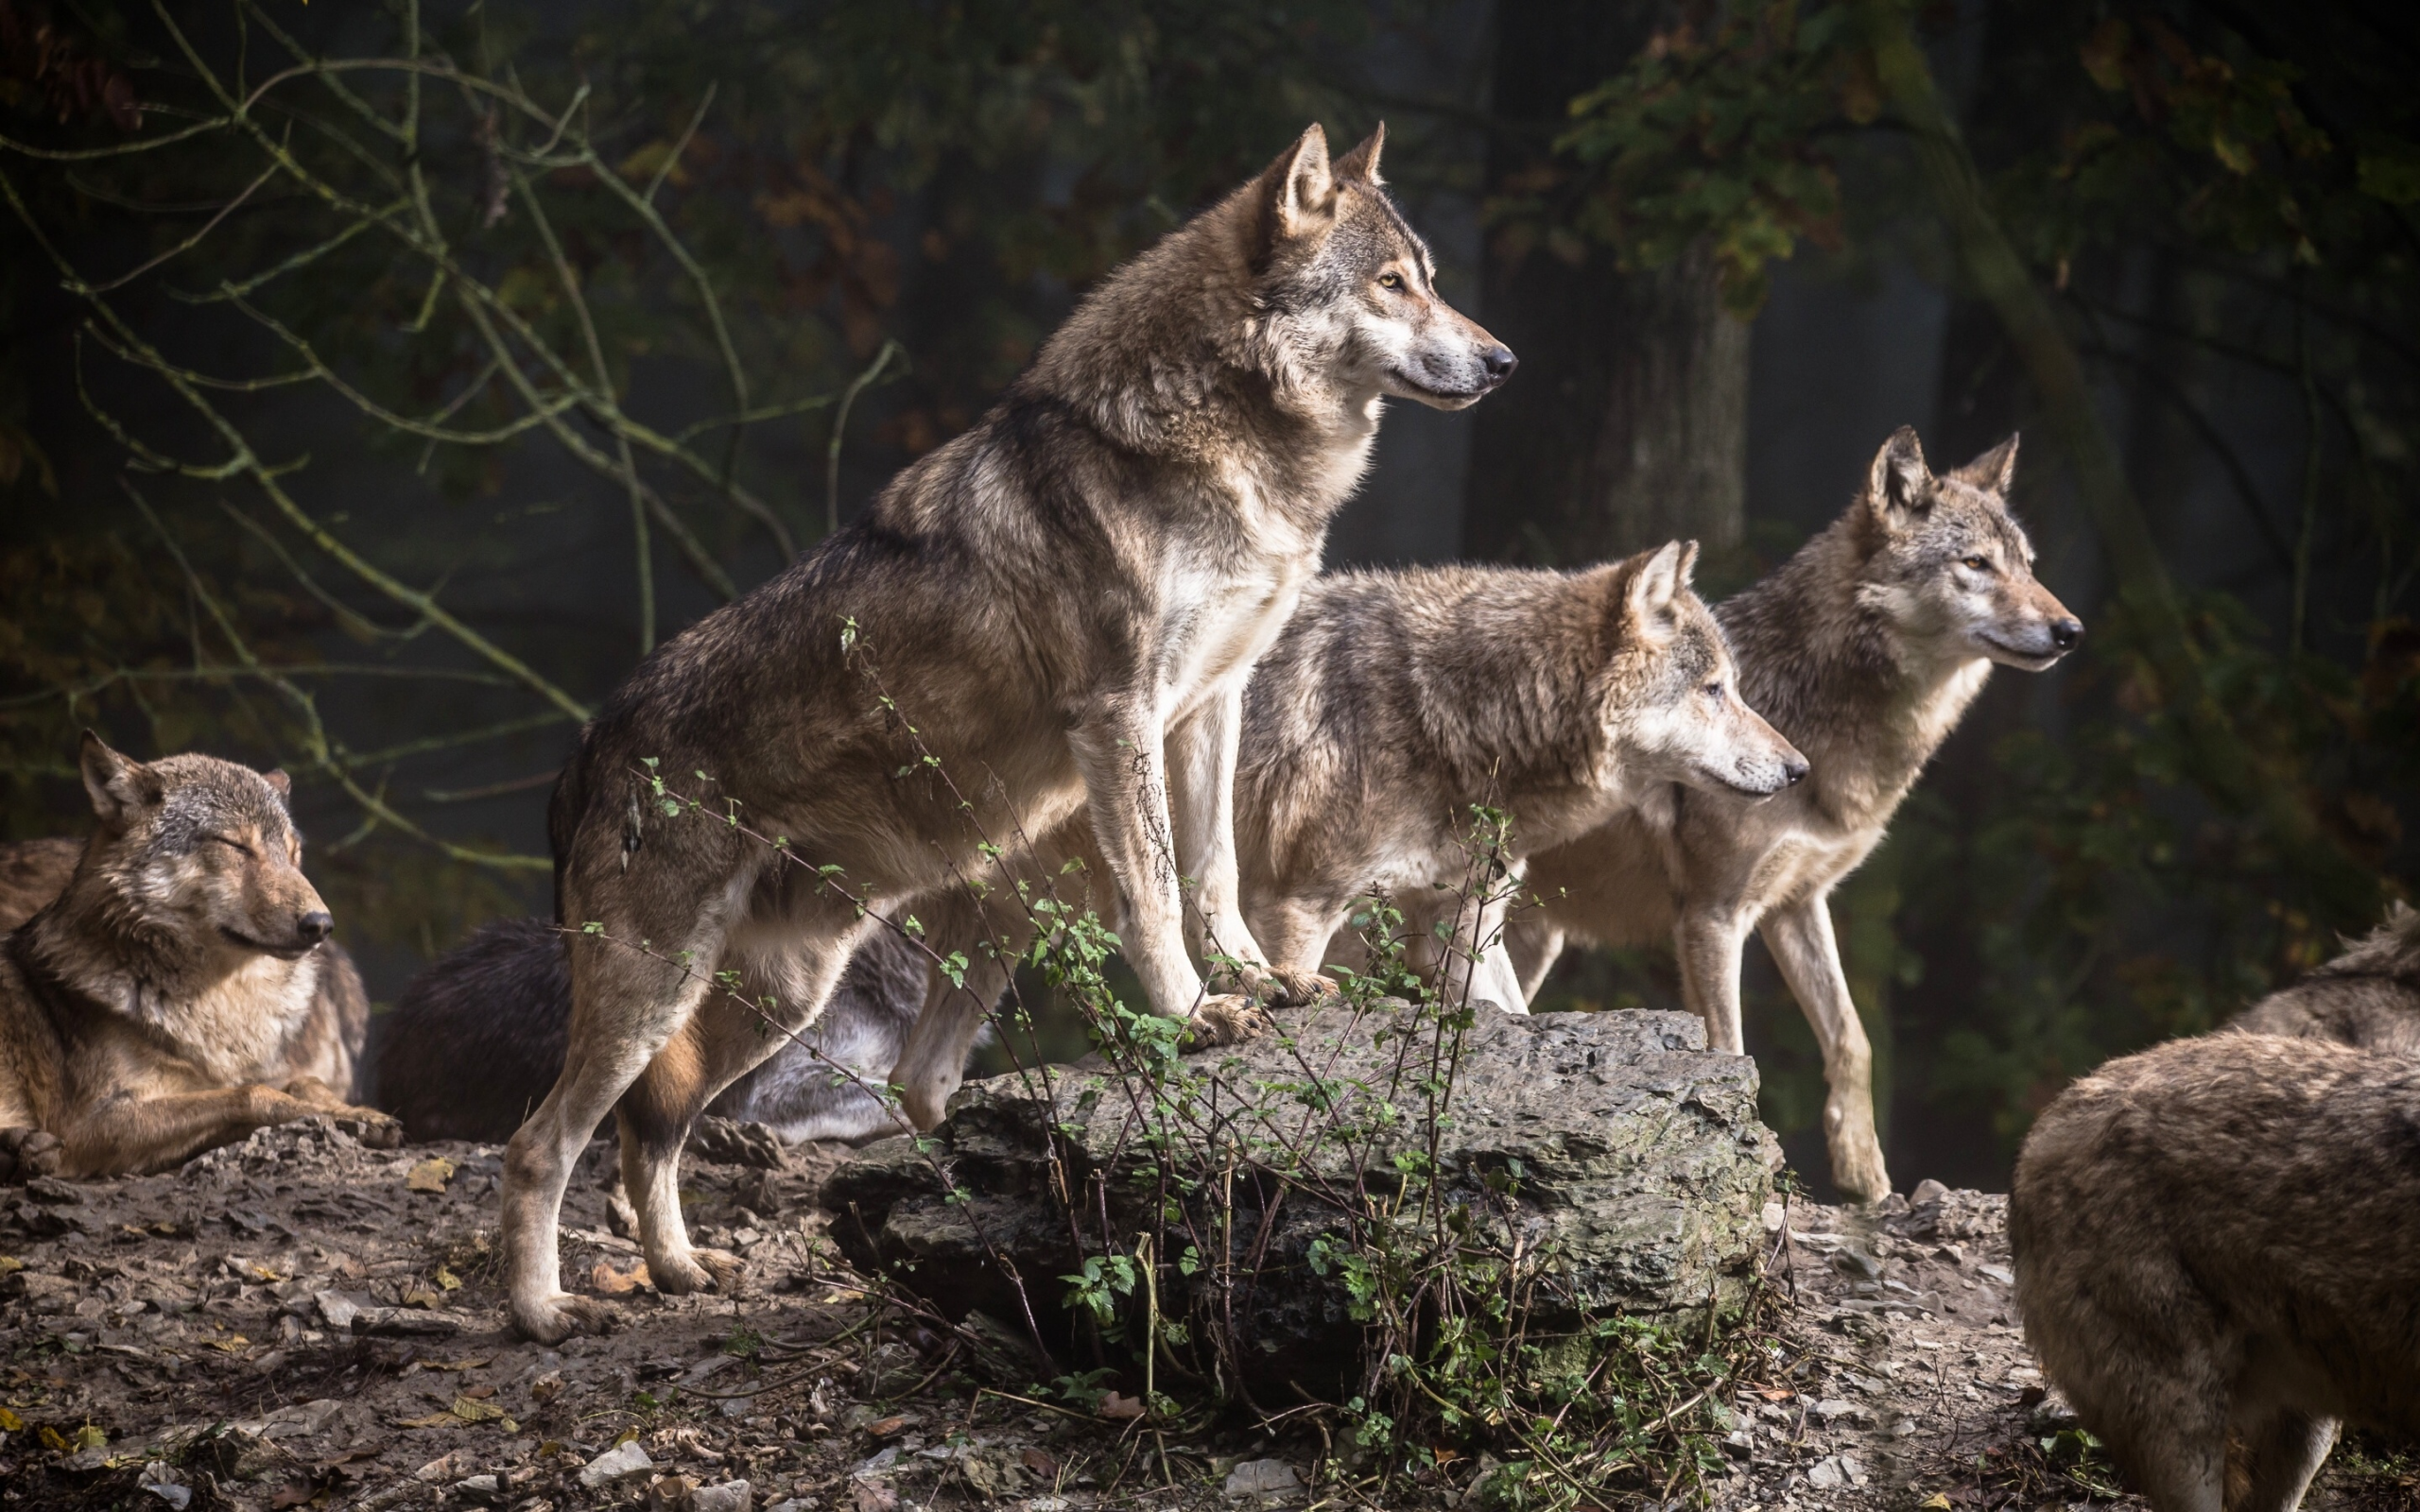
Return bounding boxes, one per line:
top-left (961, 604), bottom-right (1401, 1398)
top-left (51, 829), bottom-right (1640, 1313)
top-left (125, 951), bottom-right (320, 1084)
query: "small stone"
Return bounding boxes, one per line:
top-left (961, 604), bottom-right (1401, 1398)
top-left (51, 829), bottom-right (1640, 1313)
top-left (1977, 1263), bottom-right (2014, 1285)
top-left (354, 1305), bottom-right (460, 1337)
top-left (138, 1461), bottom-right (192, 1511)
top-left (1761, 1200), bottom-right (1786, 1233)
top-left (1221, 1458), bottom-right (1300, 1498)
top-left (1910, 1178), bottom-right (1949, 1206)
top-left (691, 1481), bottom-right (752, 1512)
top-left (578, 1440), bottom-right (656, 1489)
top-left (454, 1474), bottom-right (500, 1495)
top-left (1806, 1455), bottom-right (1849, 1489)
top-left (1810, 1397), bottom-right (1856, 1422)
top-left (23, 1175), bottom-right (83, 1205)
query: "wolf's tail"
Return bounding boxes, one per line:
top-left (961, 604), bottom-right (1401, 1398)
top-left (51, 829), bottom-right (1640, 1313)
top-left (546, 726), bottom-right (593, 926)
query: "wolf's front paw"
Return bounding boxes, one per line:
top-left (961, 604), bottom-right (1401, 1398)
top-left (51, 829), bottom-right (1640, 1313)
top-left (653, 1247), bottom-right (745, 1297)
top-left (334, 1108), bottom-right (405, 1149)
top-left (1184, 995), bottom-right (1275, 1048)
top-left (1211, 961), bottom-right (1335, 1009)
top-left (513, 1290), bottom-right (617, 1344)
top-left (0, 1127), bottom-right (60, 1183)
top-left (1824, 1103), bottom-right (1892, 1206)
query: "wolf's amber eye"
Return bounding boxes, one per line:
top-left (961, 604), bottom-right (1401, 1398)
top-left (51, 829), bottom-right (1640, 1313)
top-left (1962, 555), bottom-right (1992, 572)
top-left (1377, 271), bottom-right (1405, 290)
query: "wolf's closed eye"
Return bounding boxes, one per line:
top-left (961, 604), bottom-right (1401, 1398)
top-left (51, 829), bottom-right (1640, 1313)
top-left (209, 834), bottom-right (255, 857)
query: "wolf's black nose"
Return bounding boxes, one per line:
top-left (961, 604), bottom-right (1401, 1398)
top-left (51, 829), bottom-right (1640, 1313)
top-left (1783, 758), bottom-right (1810, 786)
top-left (2050, 617), bottom-right (2083, 651)
top-left (1481, 344), bottom-right (1517, 382)
top-left (296, 911), bottom-right (333, 944)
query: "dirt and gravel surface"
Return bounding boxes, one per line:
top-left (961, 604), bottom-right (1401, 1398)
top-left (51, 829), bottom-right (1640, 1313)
top-left (2, 1120), bottom-right (2409, 1512)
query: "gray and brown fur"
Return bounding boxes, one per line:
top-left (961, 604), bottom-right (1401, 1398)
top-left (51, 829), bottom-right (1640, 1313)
top-left (376, 916), bottom-right (962, 1145)
top-left (887, 546), bottom-right (1805, 1125)
top-left (0, 734), bottom-right (392, 1179)
top-left (1507, 429), bottom-right (2082, 1200)
top-left (2225, 902), bottom-right (2420, 1054)
top-left (0, 836), bottom-right (368, 1101)
top-left (508, 122), bottom-right (1513, 1341)
top-left (2011, 1032), bottom-right (2420, 1511)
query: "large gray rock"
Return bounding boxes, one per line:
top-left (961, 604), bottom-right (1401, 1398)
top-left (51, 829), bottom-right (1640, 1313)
top-left (821, 1003), bottom-right (1780, 1394)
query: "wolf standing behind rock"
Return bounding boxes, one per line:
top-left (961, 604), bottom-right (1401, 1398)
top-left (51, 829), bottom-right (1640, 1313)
top-left (0, 733), bottom-right (392, 1178)
top-left (508, 123), bottom-right (1514, 1342)
top-left (2012, 1032), bottom-right (2420, 1511)
top-left (1506, 428), bottom-right (2082, 1200)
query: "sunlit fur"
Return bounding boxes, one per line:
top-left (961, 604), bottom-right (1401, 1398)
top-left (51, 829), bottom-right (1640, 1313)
top-left (505, 123), bottom-right (1512, 1343)
top-left (0, 734), bottom-right (388, 1178)
top-left (1511, 428), bottom-right (2081, 1201)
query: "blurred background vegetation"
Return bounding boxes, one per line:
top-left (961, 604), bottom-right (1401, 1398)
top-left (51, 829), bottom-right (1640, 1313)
top-left (0, 0), bottom-right (2411, 1194)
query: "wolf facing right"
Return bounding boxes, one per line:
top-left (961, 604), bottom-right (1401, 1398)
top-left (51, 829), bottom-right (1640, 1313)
top-left (1505, 427), bottom-right (2083, 1201)
top-left (506, 122), bottom-right (1514, 1342)
top-left (0, 734), bottom-right (393, 1178)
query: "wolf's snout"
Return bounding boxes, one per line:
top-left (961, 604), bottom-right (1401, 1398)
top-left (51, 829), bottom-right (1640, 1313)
top-left (1480, 343), bottom-right (1517, 384)
top-left (1782, 756), bottom-right (1810, 786)
top-left (296, 910), bottom-right (334, 945)
top-left (2050, 616), bottom-right (2083, 651)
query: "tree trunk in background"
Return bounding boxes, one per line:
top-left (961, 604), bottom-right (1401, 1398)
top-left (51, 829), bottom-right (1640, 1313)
top-left (1462, 0), bottom-right (1749, 566)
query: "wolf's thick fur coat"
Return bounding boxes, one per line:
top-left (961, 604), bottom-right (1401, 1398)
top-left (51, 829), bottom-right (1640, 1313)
top-left (506, 123), bottom-right (1512, 1341)
top-left (0, 736), bottom-right (389, 1177)
top-left (2012, 1031), bottom-right (2420, 1511)
top-left (1508, 429), bottom-right (2081, 1199)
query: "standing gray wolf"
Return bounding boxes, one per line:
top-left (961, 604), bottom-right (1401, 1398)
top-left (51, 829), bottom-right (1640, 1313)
top-left (510, 122), bottom-right (1514, 1341)
top-left (375, 916), bottom-right (953, 1143)
top-left (2011, 1032), bottom-right (2420, 1511)
top-left (0, 833), bottom-right (368, 1102)
top-left (2226, 902), bottom-right (2420, 1054)
top-left (0, 734), bottom-right (392, 1178)
top-left (887, 543), bottom-right (1807, 1125)
top-left (1506, 428), bottom-right (2082, 1201)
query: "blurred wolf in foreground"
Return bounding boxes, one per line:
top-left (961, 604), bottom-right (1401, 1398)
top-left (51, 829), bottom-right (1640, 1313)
top-left (510, 122), bottom-right (1515, 1340)
top-left (2012, 1031), bottom-right (2420, 1511)
top-left (1504, 429), bottom-right (2083, 1201)
top-left (0, 734), bottom-right (390, 1179)
top-left (2227, 902), bottom-right (2420, 1053)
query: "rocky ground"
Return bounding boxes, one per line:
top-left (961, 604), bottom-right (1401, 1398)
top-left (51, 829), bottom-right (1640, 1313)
top-left (2, 1120), bottom-right (2411, 1512)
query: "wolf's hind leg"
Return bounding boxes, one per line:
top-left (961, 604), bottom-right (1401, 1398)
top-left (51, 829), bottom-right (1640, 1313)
top-left (503, 896), bottom-right (735, 1343)
top-left (1757, 896), bottom-right (1889, 1201)
top-left (2230, 1406), bottom-right (2337, 1512)
top-left (619, 913), bottom-right (873, 1296)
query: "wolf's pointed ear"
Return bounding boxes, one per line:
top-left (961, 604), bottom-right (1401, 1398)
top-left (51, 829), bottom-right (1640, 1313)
top-left (262, 769), bottom-right (292, 801)
top-left (1865, 426), bottom-right (1933, 534)
top-left (1260, 123), bottom-right (1337, 245)
top-left (1621, 541), bottom-right (1690, 644)
top-left (1950, 433), bottom-right (2020, 494)
top-left (79, 730), bottom-right (162, 829)
top-left (1333, 122), bottom-right (1385, 185)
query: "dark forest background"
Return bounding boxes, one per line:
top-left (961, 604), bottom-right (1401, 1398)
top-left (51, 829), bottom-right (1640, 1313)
top-left (1, 0), bottom-right (2411, 1195)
